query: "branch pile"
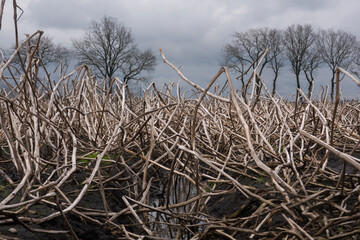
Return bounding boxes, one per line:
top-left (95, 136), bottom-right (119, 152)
top-left (0, 39), bottom-right (359, 240)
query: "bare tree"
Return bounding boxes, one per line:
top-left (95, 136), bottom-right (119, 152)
top-left (222, 28), bottom-right (284, 94)
top-left (12, 35), bottom-right (70, 68)
top-left (351, 41), bottom-right (360, 79)
top-left (121, 48), bottom-right (157, 84)
top-left (233, 28), bottom-right (270, 76)
top-left (72, 16), bottom-right (156, 91)
top-left (316, 29), bottom-right (358, 100)
top-left (221, 43), bottom-right (248, 89)
top-left (302, 43), bottom-right (323, 96)
top-left (283, 24), bottom-right (316, 91)
top-left (267, 29), bottom-right (285, 96)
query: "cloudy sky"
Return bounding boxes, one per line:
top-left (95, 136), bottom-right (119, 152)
top-left (1, 0), bottom-right (359, 98)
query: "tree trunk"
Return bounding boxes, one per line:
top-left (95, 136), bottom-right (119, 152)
top-left (272, 72), bottom-right (279, 96)
top-left (256, 75), bottom-right (261, 96)
top-left (108, 77), bottom-right (112, 93)
top-left (307, 80), bottom-right (314, 98)
top-left (296, 73), bottom-right (301, 89)
top-left (295, 73), bottom-right (302, 104)
top-left (330, 72), bottom-right (335, 102)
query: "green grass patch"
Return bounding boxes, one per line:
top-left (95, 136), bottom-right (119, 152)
top-left (78, 152), bottom-right (114, 166)
top-left (205, 182), bottom-right (215, 193)
top-left (256, 175), bottom-right (264, 183)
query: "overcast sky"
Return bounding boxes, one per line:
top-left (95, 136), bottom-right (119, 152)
top-left (1, 0), bottom-right (359, 98)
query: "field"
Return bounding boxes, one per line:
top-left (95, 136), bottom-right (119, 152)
top-left (0, 49), bottom-right (360, 239)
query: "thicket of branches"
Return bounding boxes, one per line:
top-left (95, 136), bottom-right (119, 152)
top-left (1, 1), bottom-right (360, 239)
top-left (0, 27), bottom-right (360, 238)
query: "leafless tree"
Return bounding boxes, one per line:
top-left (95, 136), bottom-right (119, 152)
top-left (121, 48), bottom-right (156, 84)
top-left (316, 29), bottom-right (358, 100)
top-left (11, 35), bottom-right (70, 68)
top-left (72, 16), bottom-right (156, 91)
top-left (232, 28), bottom-right (270, 76)
top-left (267, 29), bottom-right (285, 96)
top-left (302, 43), bottom-right (323, 96)
top-left (221, 43), bottom-right (248, 89)
top-left (283, 24), bottom-right (316, 91)
top-left (222, 28), bottom-right (284, 94)
top-left (351, 42), bottom-right (360, 79)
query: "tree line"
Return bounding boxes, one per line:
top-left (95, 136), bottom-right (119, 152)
top-left (7, 17), bottom-right (360, 99)
top-left (8, 16), bottom-right (157, 92)
top-left (222, 24), bottom-right (360, 100)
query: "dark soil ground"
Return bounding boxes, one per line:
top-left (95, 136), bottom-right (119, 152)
top-left (0, 167), bottom-right (261, 239)
top-left (1, 152), bottom-right (360, 239)
top-left (0, 161), bottom-right (128, 240)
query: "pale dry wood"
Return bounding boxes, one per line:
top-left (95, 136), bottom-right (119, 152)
top-left (337, 67), bottom-right (360, 87)
top-left (1, 39), bottom-right (360, 239)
